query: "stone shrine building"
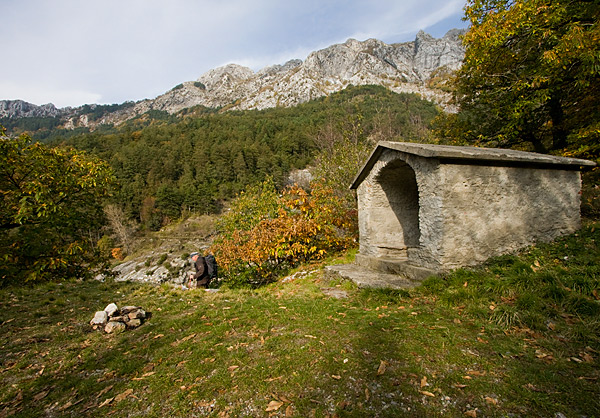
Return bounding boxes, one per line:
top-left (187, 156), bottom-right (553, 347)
top-left (348, 141), bottom-right (595, 283)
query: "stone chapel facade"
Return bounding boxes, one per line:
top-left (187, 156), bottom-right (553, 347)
top-left (350, 141), bottom-right (595, 281)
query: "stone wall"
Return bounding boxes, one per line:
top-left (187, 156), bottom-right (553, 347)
top-left (438, 163), bottom-right (582, 269)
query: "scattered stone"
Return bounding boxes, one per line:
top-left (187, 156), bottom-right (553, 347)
top-left (90, 311), bottom-right (108, 326)
top-left (126, 319), bottom-right (142, 329)
top-left (90, 303), bottom-right (149, 333)
top-left (128, 308), bottom-right (146, 320)
top-left (121, 306), bottom-right (139, 315)
top-left (104, 303), bottom-right (118, 317)
top-left (282, 269), bottom-right (318, 283)
top-left (105, 321), bottom-right (126, 334)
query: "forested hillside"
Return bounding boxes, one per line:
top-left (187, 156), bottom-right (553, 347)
top-left (49, 85), bottom-right (439, 230)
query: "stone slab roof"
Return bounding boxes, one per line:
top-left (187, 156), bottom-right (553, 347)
top-left (350, 141), bottom-right (596, 190)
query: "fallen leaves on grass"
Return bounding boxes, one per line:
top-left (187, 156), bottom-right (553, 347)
top-left (33, 390), bottom-right (49, 401)
top-left (132, 371), bottom-right (155, 380)
top-left (377, 360), bottom-right (387, 376)
top-left (98, 397), bottom-right (114, 408)
top-left (466, 370), bottom-right (486, 377)
top-left (114, 388), bottom-right (134, 403)
top-left (171, 333), bottom-right (197, 347)
top-left (285, 405), bottom-right (294, 417)
top-left (523, 383), bottom-right (545, 392)
top-left (266, 400), bottom-right (284, 412)
top-left (96, 385), bottom-right (114, 399)
top-left (535, 349), bottom-right (554, 363)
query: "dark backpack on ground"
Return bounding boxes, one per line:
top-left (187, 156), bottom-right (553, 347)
top-left (205, 255), bottom-right (218, 280)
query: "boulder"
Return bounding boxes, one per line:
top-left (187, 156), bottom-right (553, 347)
top-left (120, 306), bottom-right (140, 314)
top-left (126, 318), bottom-right (142, 329)
top-left (127, 308), bottom-right (146, 320)
top-left (104, 303), bottom-right (118, 317)
top-left (105, 321), bottom-right (126, 334)
top-left (90, 310), bottom-right (108, 326)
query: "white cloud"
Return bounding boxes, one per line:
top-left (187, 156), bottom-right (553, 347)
top-left (0, 82), bottom-right (102, 108)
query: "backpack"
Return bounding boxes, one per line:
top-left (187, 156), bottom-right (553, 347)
top-left (205, 254), bottom-right (218, 279)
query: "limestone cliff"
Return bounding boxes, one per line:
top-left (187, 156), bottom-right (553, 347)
top-left (0, 100), bottom-right (65, 118)
top-left (1, 30), bottom-right (465, 129)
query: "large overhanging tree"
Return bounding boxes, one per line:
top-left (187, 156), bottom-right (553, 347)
top-left (437, 0), bottom-right (600, 156)
top-left (0, 127), bottom-right (115, 284)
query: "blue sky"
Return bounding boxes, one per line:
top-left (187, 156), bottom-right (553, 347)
top-left (0, 0), bottom-right (468, 108)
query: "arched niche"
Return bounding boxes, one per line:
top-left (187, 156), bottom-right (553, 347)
top-left (368, 159), bottom-right (420, 258)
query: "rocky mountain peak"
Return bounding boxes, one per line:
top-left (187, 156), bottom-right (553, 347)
top-left (0, 100), bottom-right (62, 119)
top-left (1, 29), bottom-right (466, 128)
top-left (197, 63), bottom-right (255, 89)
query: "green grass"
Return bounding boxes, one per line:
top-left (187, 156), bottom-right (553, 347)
top-left (1, 224), bottom-right (599, 417)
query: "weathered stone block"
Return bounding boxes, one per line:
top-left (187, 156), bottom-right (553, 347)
top-left (120, 306), bottom-right (140, 314)
top-left (105, 321), bottom-right (126, 334)
top-left (126, 318), bottom-right (142, 329)
top-left (90, 311), bottom-right (108, 326)
top-left (128, 309), bottom-right (146, 320)
top-left (104, 303), bottom-right (118, 317)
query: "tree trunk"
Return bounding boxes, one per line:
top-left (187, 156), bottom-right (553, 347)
top-left (548, 92), bottom-right (567, 151)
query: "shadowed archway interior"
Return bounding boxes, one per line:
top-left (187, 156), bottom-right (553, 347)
top-left (372, 160), bottom-right (420, 258)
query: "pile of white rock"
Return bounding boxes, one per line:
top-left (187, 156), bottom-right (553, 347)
top-left (90, 303), bottom-right (148, 333)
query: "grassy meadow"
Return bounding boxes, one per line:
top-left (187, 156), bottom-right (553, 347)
top-left (1, 223), bottom-right (599, 417)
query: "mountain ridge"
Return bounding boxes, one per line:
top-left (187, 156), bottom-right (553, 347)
top-left (1, 29), bottom-right (465, 130)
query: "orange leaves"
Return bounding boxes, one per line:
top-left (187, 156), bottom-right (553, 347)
top-left (111, 247), bottom-right (124, 260)
top-left (211, 181), bottom-right (357, 285)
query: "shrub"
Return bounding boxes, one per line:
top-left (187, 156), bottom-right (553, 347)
top-left (157, 254), bottom-right (168, 265)
top-left (211, 180), bottom-right (358, 287)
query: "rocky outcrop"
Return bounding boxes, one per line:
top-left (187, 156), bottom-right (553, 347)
top-left (0, 100), bottom-right (66, 118)
top-left (110, 29), bottom-right (464, 122)
top-left (2, 29), bottom-right (465, 129)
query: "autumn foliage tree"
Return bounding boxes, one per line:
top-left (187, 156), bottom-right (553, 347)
top-left (0, 127), bottom-right (115, 285)
top-left (436, 0), bottom-right (600, 156)
top-left (211, 179), bottom-right (357, 287)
